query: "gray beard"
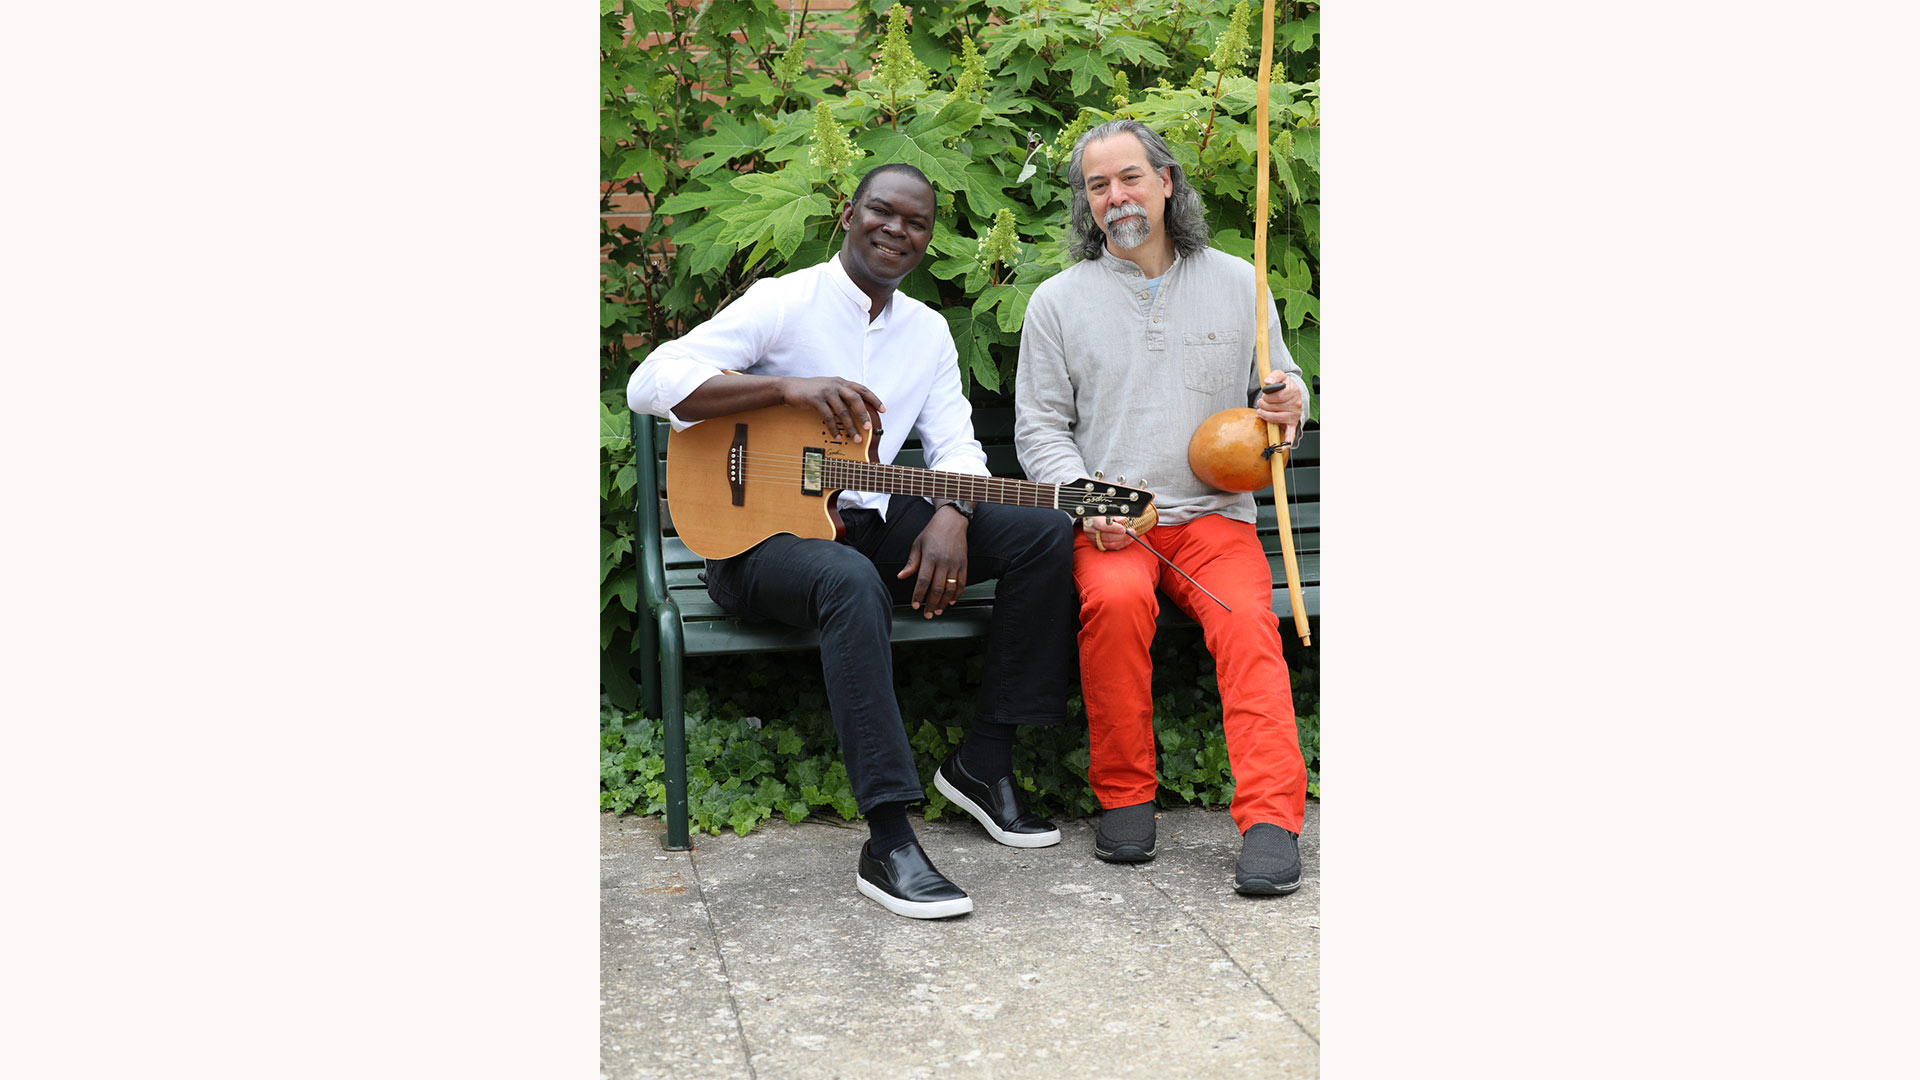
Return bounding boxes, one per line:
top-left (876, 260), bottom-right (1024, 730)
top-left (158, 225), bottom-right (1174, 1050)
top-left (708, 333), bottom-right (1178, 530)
top-left (1105, 208), bottom-right (1151, 250)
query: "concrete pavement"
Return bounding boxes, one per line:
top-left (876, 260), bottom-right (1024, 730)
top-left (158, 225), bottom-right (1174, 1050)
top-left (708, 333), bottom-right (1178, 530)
top-left (602, 800), bottom-right (1320, 1079)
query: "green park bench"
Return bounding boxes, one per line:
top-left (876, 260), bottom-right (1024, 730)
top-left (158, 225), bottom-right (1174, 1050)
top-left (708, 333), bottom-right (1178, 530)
top-left (629, 405), bottom-right (1319, 849)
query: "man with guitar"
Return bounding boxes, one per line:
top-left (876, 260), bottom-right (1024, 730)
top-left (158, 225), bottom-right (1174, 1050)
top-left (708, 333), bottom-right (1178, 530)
top-left (1014, 120), bottom-right (1314, 896)
top-left (628, 164), bottom-right (1079, 920)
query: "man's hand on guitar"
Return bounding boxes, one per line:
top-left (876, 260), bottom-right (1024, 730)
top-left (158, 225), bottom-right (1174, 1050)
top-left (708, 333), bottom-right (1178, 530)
top-left (899, 511), bottom-right (969, 618)
top-left (782, 376), bottom-right (886, 443)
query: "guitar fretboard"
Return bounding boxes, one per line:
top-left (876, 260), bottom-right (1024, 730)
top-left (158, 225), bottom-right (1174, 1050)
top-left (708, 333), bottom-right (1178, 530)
top-left (821, 460), bottom-right (1062, 509)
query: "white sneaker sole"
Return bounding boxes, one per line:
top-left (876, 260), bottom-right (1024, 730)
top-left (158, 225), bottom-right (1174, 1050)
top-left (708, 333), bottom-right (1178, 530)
top-left (855, 873), bottom-right (974, 919)
top-left (934, 769), bottom-right (1062, 848)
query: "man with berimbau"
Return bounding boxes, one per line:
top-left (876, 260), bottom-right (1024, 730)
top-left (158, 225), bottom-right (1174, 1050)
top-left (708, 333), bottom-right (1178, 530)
top-left (1015, 120), bottom-right (1313, 895)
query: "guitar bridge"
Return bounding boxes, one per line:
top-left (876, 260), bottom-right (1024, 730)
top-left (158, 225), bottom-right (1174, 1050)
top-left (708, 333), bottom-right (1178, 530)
top-left (800, 448), bottom-right (824, 496)
top-left (728, 424), bottom-right (748, 506)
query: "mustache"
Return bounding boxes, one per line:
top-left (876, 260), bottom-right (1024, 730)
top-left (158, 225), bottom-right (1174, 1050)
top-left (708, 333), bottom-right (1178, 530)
top-left (1103, 204), bottom-right (1147, 224)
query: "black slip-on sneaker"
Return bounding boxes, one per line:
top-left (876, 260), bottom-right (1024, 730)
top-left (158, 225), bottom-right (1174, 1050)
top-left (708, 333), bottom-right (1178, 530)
top-left (933, 750), bottom-right (1062, 849)
top-left (1234, 822), bottom-right (1303, 895)
top-left (1093, 800), bottom-right (1158, 863)
top-left (856, 840), bottom-right (974, 919)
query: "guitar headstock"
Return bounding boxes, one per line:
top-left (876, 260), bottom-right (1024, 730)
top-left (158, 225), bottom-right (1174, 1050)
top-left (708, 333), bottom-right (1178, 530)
top-left (1060, 477), bottom-right (1154, 519)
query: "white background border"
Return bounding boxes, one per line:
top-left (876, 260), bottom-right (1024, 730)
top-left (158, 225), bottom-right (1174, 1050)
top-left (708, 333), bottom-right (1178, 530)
top-left (7, 2), bottom-right (1915, 1075)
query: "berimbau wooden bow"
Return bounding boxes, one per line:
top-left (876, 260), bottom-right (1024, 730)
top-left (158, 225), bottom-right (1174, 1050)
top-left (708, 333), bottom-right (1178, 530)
top-left (1253, 0), bottom-right (1312, 647)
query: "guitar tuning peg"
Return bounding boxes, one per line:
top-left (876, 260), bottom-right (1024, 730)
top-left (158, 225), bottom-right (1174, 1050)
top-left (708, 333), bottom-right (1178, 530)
top-left (1114, 475), bottom-right (1125, 485)
top-left (1137, 478), bottom-right (1148, 490)
top-left (1094, 471), bottom-right (1104, 480)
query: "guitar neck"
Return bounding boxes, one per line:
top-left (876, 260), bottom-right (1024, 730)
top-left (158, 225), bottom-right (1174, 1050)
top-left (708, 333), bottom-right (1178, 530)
top-left (821, 460), bottom-right (1064, 510)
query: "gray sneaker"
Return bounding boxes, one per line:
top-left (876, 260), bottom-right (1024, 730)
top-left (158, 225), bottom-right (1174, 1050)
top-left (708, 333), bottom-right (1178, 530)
top-left (1093, 800), bottom-right (1157, 863)
top-left (1234, 823), bottom-right (1302, 895)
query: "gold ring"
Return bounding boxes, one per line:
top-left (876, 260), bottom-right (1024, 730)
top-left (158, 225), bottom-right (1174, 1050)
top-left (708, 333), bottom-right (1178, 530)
top-left (946, 578), bottom-right (958, 584)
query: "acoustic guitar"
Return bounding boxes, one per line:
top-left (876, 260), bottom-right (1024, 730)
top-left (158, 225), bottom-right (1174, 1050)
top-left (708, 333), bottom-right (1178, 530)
top-left (665, 402), bottom-right (1154, 559)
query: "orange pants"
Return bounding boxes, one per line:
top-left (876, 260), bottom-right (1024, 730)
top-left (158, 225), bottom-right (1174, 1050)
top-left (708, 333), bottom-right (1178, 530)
top-left (1074, 514), bottom-right (1306, 834)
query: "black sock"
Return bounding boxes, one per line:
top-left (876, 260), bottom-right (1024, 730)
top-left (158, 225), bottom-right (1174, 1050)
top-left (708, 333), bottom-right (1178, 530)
top-left (866, 801), bottom-right (916, 856)
top-left (958, 719), bottom-right (1015, 783)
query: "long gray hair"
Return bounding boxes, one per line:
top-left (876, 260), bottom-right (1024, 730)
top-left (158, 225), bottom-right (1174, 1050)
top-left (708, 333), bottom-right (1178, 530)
top-left (1066, 119), bottom-right (1210, 262)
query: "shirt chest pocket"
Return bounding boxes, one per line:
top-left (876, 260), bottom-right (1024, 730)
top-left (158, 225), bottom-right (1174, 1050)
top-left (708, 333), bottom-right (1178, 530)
top-left (1181, 329), bottom-right (1244, 394)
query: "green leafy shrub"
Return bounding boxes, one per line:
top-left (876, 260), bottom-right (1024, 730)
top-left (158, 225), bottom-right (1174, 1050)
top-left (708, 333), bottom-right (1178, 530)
top-left (600, 1), bottom-right (1321, 690)
top-left (601, 628), bottom-right (1320, 835)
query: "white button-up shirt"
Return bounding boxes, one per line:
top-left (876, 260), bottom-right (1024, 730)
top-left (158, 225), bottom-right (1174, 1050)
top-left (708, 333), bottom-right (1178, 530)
top-left (627, 253), bottom-right (988, 516)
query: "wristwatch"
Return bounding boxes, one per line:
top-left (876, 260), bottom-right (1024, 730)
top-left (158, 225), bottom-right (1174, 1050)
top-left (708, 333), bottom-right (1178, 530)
top-left (945, 500), bottom-right (975, 520)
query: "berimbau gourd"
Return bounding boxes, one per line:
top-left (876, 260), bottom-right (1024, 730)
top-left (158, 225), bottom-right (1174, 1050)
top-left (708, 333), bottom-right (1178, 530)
top-left (1185, 0), bottom-right (1312, 647)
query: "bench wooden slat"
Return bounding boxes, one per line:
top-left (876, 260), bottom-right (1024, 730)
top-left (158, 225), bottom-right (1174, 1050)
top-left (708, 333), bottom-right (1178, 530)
top-left (660, 502), bottom-right (1316, 567)
top-left (671, 585), bottom-right (1322, 656)
top-left (1255, 500), bottom-right (1319, 534)
top-left (661, 548), bottom-right (1319, 659)
top-left (660, 505), bottom-right (1316, 548)
top-left (664, 542), bottom-right (1321, 589)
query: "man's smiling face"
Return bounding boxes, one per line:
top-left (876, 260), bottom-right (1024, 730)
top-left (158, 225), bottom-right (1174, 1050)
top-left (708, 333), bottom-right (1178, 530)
top-left (837, 170), bottom-right (935, 294)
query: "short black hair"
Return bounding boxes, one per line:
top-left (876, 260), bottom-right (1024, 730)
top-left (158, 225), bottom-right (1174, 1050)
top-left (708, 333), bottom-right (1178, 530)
top-left (848, 162), bottom-right (932, 210)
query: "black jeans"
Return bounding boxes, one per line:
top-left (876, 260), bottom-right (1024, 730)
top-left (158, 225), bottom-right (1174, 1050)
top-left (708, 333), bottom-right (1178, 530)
top-left (703, 495), bottom-right (1077, 814)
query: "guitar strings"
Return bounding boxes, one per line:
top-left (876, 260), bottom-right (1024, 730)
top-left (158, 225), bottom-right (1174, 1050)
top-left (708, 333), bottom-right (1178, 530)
top-left (722, 466), bottom-right (1060, 508)
top-left (699, 451), bottom-right (1137, 511)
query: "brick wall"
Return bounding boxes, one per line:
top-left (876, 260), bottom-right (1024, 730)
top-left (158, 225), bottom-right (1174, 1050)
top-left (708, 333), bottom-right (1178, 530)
top-left (606, 2), bottom-right (864, 345)
top-left (603, 0), bottom-right (863, 239)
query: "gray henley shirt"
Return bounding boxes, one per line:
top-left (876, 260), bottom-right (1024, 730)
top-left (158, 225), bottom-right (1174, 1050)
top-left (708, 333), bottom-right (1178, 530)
top-left (1015, 246), bottom-right (1310, 526)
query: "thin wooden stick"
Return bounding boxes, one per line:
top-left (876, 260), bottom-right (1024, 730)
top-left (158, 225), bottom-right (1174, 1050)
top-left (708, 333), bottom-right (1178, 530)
top-left (1252, 0), bottom-right (1311, 647)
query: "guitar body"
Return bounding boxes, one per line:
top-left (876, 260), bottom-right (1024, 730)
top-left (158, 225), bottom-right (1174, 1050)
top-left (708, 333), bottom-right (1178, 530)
top-left (665, 403), bottom-right (877, 559)
top-left (666, 402), bottom-right (1153, 560)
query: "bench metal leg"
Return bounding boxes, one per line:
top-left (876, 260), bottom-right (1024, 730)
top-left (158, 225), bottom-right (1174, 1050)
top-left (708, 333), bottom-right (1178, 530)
top-left (637, 603), bottom-right (662, 721)
top-left (630, 410), bottom-right (687, 847)
top-left (657, 602), bottom-right (690, 851)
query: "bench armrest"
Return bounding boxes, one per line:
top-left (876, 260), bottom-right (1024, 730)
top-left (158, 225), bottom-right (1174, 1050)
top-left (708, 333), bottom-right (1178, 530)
top-left (633, 410), bottom-right (673, 614)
